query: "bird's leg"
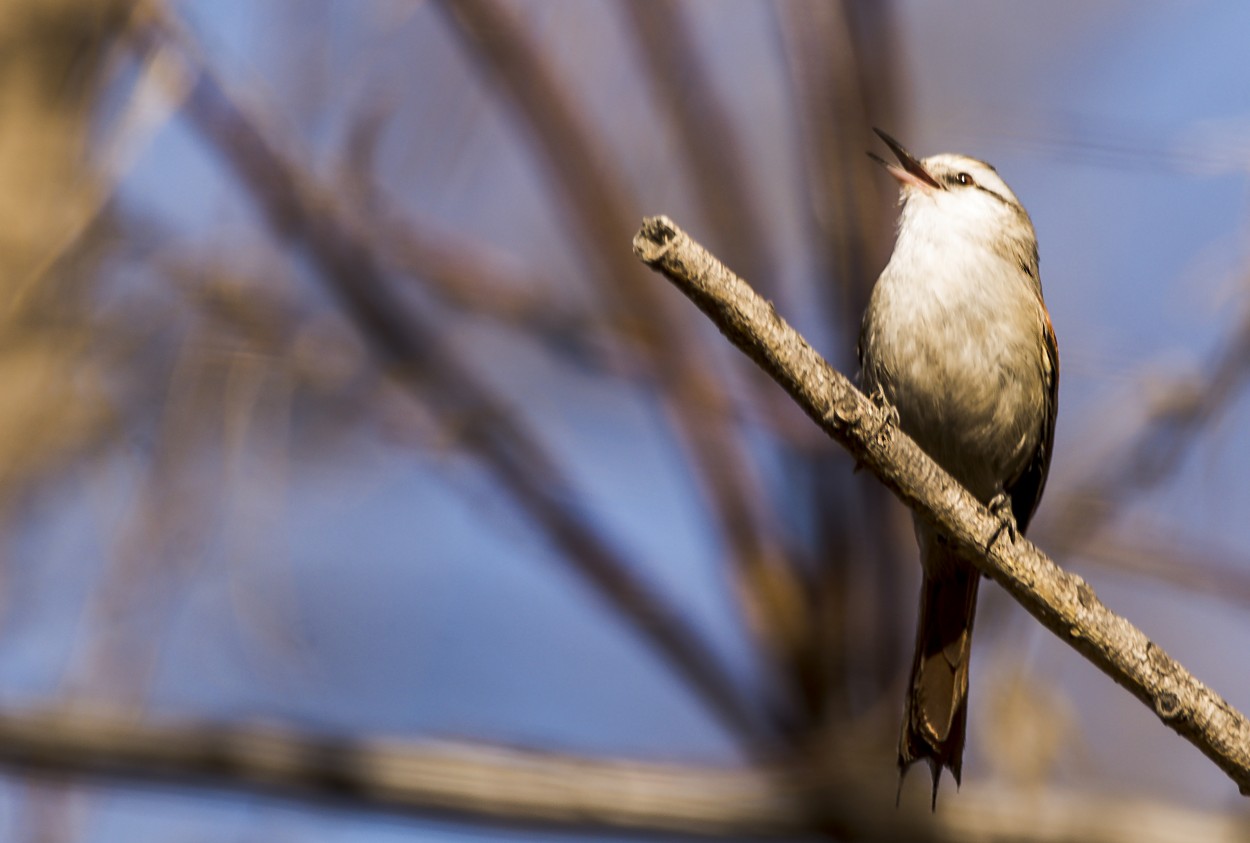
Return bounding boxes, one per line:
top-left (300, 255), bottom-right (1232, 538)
top-left (986, 491), bottom-right (1018, 551)
top-left (864, 384), bottom-right (900, 442)
top-left (824, 385), bottom-right (899, 467)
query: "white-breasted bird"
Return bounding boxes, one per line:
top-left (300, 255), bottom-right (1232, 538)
top-left (859, 129), bottom-right (1059, 805)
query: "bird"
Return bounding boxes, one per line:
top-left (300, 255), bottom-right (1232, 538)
top-left (858, 129), bottom-right (1059, 806)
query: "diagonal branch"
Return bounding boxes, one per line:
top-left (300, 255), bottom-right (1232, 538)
top-left (632, 215), bottom-right (1250, 795)
top-left (122, 2), bottom-right (767, 744)
top-left (1078, 529), bottom-right (1250, 609)
top-left (1043, 287), bottom-right (1250, 548)
top-left (775, 1), bottom-right (911, 720)
top-left (437, 0), bottom-right (814, 724)
top-left (621, 0), bottom-right (775, 295)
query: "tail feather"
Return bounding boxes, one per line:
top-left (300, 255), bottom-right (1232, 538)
top-left (899, 539), bottom-right (980, 808)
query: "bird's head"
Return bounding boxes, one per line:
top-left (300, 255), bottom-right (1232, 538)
top-left (869, 128), bottom-right (1035, 254)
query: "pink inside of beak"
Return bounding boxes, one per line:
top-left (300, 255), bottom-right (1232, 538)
top-left (887, 164), bottom-right (936, 191)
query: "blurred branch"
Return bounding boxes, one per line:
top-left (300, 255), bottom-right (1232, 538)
top-left (373, 205), bottom-right (612, 363)
top-left (436, 0), bottom-right (812, 720)
top-left (0, 709), bottom-right (797, 837)
top-left (1043, 276), bottom-right (1250, 548)
top-left (633, 215), bottom-right (1250, 795)
top-left (125, 1), bottom-right (768, 743)
top-left (621, 0), bottom-right (774, 294)
top-left (0, 708), bottom-right (1240, 842)
top-left (775, 1), bottom-right (897, 329)
top-left (338, 113), bottom-right (835, 460)
top-left (1077, 529), bottom-right (1250, 609)
top-left (434, 0), bottom-right (672, 332)
top-left (774, 0), bottom-right (908, 719)
top-left (337, 104), bottom-right (619, 373)
top-left (339, 108), bottom-right (826, 446)
top-left (0, 0), bottom-right (129, 511)
top-left (620, 3), bottom-right (839, 615)
top-left (10, 23), bottom-right (193, 316)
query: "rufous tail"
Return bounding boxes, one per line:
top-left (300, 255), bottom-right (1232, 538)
top-left (898, 540), bottom-right (980, 809)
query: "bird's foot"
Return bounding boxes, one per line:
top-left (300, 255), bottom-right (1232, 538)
top-left (864, 385), bottom-right (900, 442)
top-left (838, 387), bottom-right (900, 474)
top-left (986, 492), bottom-right (1018, 551)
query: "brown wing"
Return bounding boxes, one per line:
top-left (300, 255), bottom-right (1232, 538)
top-left (1006, 310), bottom-right (1058, 534)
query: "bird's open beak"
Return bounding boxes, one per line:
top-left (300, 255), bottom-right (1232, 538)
top-left (869, 128), bottom-right (942, 190)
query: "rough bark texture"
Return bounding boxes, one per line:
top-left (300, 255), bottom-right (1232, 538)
top-left (633, 214), bottom-right (1250, 795)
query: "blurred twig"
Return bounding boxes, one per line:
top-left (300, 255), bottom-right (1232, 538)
top-left (436, 0), bottom-right (811, 723)
top-left (621, 0), bottom-right (774, 296)
top-left (776, 1), bottom-right (897, 329)
top-left (10, 23), bottom-right (193, 317)
top-left (127, 1), bottom-right (768, 743)
top-left (1043, 276), bottom-right (1250, 549)
top-left (1077, 529), bottom-right (1250, 608)
top-left (775, 1), bottom-right (909, 721)
top-left (0, 709), bottom-right (805, 837)
top-left (634, 214), bottom-right (1250, 794)
top-left (338, 105), bottom-right (619, 374)
top-left (0, 708), bottom-right (1239, 842)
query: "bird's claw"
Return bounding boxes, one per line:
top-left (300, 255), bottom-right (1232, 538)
top-left (834, 387), bottom-right (899, 474)
top-left (865, 386), bottom-right (900, 443)
top-left (986, 492), bottom-right (1018, 550)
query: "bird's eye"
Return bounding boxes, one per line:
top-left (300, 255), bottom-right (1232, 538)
top-left (956, 172), bottom-right (974, 186)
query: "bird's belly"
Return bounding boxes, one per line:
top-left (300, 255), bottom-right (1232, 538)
top-left (864, 301), bottom-right (1044, 502)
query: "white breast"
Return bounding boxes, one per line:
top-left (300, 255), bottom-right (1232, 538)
top-left (860, 213), bottom-right (1048, 502)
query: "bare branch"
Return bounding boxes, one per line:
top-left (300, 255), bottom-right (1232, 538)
top-left (633, 215), bottom-right (1250, 795)
top-left (31, 713), bottom-right (790, 834)
top-left (0, 709), bottom-right (797, 836)
top-left (774, 1), bottom-right (912, 717)
top-left (1044, 275), bottom-right (1250, 547)
top-left (435, 3), bottom-right (818, 721)
top-left (0, 708), bottom-right (1237, 842)
top-left (1076, 528), bottom-right (1250, 609)
top-left (622, 0), bottom-right (775, 294)
top-left (122, 3), bottom-right (768, 744)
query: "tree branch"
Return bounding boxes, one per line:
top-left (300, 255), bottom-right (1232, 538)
top-left (122, 3), bottom-right (769, 744)
top-left (1043, 283), bottom-right (1250, 548)
top-left (0, 709), bottom-right (793, 836)
top-left (0, 708), bottom-right (1236, 842)
top-left (632, 214), bottom-right (1250, 795)
top-left (437, 1), bottom-right (814, 727)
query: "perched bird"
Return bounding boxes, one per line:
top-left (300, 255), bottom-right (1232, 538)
top-left (858, 129), bottom-right (1058, 804)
